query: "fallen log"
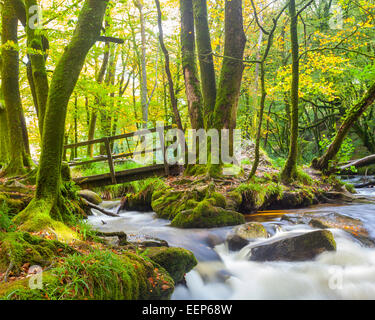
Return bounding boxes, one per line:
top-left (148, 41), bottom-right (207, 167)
top-left (81, 198), bottom-right (120, 217)
top-left (340, 154), bottom-right (375, 171)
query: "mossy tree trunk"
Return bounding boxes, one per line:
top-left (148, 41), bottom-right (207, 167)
top-left (134, 0), bottom-right (149, 129)
top-left (180, 0), bottom-right (204, 130)
top-left (25, 0), bottom-right (49, 136)
top-left (35, 0), bottom-right (108, 199)
top-left (209, 0), bottom-right (246, 177)
top-left (15, 0), bottom-right (109, 233)
top-left (312, 82), bottom-right (375, 171)
top-left (280, 0), bottom-right (299, 184)
top-left (1, 0), bottom-right (29, 177)
top-left (211, 0), bottom-right (246, 131)
top-left (193, 0), bottom-right (216, 128)
top-left (0, 84), bottom-right (9, 166)
top-left (249, 1), bottom-right (286, 179)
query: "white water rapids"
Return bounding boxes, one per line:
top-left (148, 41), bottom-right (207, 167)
top-left (89, 186), bottom-right (375, 300)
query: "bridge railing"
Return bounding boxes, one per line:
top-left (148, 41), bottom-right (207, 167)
top-left (64, 125), bottom-right (173, 184)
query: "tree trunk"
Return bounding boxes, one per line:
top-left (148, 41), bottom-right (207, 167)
top-left (155, 0), bottom-right (184, 131)
top-left (209, 0), bottom-right (246, 177)
top-left (25, 0), bottom-right (49, 136)
top-left (0, 88), bottom-right (9, 166)
top-left (180, 0), bottom-right (204, 130)
top-left (134, 0), bottom-right (148, 129)
top-left (1, 0), bottom-right (28, 177)
top-left (193, 0), bottom-right (216, 128)
top-left (87, 42), bottom-right (110, 157)
top-left (312, 82), bottom-right (375, 171)
top-left (211, 0), bottom-right (246, 131)
top-left (35, 0), bottom-right (108, 201)
top-left (281, 0), bottom-right (299, 183)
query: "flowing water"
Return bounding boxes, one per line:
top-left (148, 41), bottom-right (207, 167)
top-left (88, 182), bottom-right (375, 300)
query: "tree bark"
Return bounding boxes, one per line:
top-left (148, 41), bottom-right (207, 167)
top-left (134, 0), bottom-right (149, 128)
top-left (1, 0), bottom-right (28, 176)
top-left (180, 0), bottom-right (204, 130)
top-left (25, 0), bottom-right (49, 136)
top-left (155, 0), bottom-right (184, 131)
top-left (193, 0), bottom-right (216, 127)
top-left (211, 0), bottom-right (246, 131)
top-left (281, 0), bottom-right (299, 183)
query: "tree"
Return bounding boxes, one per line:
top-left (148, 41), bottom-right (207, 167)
top-left (15, 0), bottom-right (109, 234)
top-left (0, 0), bottom-right (30, 177)
top-left (312, 82), bottom-right (375, 171)
top-left (134, 0), bottom-right (149, 128)
top-left (193, 0), bottom-right (216, 127)
top-left (280, 0), bottom-right (309, 183)
top-left (248, 0), bottom-right (288, 179)
top-left (180, 0), bottom-right (204, 130)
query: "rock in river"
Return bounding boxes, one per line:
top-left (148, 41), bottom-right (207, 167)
top-left (249, 229), bottom-right (336, 262)
top-left (227, 222), bottom-right (268, 251)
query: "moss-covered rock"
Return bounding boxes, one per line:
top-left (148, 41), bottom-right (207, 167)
top-left (171, 200), bottom-right (245, 228)
top-left (121, 178), bottom-right (169, 212)
top-left (227, 222), bottom-right (268, 251)
top-left (143, 247), bottom-right (197, 283)
top-left (152, 184), bottom-right (245, 228)
top-left (237, 180), bottom-right (283, 213)
top-left (249, 230), bottom-right (336, 262)
top-left (236, 222), bottom-right (268, 239)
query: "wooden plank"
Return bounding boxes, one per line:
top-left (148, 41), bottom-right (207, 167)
top-left (64, 125), bottom-right (173, 149)
top-left (104, 138), bottom-right (117, 185)
top-left (68, 147), bottom-right (163, 167)
top-left (73, 164), bottom-right (181, 189)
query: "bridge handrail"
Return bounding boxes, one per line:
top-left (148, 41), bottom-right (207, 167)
top-left (64, 125), bottom-right (174, 185)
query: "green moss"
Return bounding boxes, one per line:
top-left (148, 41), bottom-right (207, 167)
top-left (0, 231), bottom-right (75, 273)
top-left (295, 167), bottom-right (314, 185)
top-left (236, 180), bottom-right (283, 211)
top-left (142, 247), bottom-right (197, 283)
top-left (171, 199), bottom-right (244, 228)
top-left (152, 190), bottom-right (199, 220)
top-left (1, 249), bottom-right (174, 300)
top-left (123, 178), bottom-right (168, 211)
top-left (12, 198), bottom-right (78, 242)
top-left (344, 182), bottom-right (356, 193)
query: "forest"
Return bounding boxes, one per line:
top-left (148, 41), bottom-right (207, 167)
top-left (0, 0), bottom-right (375, 301)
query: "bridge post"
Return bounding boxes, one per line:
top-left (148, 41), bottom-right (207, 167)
top-left (104, 137), bottom-right (117, 185)
top-left (157, 126), bottom-right (169, 175)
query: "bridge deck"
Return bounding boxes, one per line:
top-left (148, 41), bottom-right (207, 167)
top-left (73, 164), bottom-right (181, 189)
top-left (65, 126), bottom-right (181, 188)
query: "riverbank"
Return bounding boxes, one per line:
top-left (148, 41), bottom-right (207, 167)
top-left (88, 187), bottom-right (375, 299)
top-left (0, 163), bottom-right (361, 300)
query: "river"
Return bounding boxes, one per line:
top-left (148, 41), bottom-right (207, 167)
top-left (88, 183), bottom-right (375, 300)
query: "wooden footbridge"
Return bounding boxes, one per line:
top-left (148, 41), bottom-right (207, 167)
top-left (64, 125), bottom-right (182, 189)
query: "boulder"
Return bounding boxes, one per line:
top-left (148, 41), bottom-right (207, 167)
top-left (227, 234), bottom-right (249, 251)
top-left (78, 189), bottom-right (102, 205)
top-left (227, 222), bottom-right (268, 251)
top-left (236, 222), bottom-right (268, 239)
top-left (249, 229), bottom-right (336, 262)
top-left (281, 211), bottom-right (375, 247)
top-left (143, 247), bottom-right (198, 283)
